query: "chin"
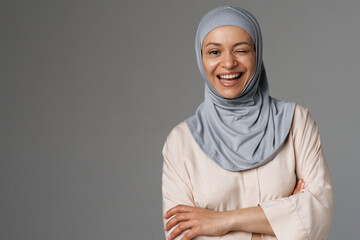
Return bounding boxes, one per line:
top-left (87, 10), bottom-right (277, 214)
top-left (214, 82), bottom-right (246, 99)
top-left (219, 91), bottom-right (240, 99)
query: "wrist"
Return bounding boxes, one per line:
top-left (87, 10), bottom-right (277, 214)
top-left (227, 209), bottom-right (246, 232)
top-left (227, 206), bottom-right (275, 236)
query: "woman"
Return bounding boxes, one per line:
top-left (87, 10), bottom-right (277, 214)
top-left (162, 6), bottom-right (333, 240)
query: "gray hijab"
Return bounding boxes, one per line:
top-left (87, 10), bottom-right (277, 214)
top-left (185, 6), bottom-right (296, 171)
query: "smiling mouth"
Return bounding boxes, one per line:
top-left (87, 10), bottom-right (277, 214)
top-left (217, 73), bottom-right (242, 82)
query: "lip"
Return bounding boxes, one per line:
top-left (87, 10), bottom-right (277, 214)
top-left (216, 72), bottom-right (243, 87)
top-left (218, 77), bottom-right (241, 87)
top-left (217, 71), bottom-right (242, 76)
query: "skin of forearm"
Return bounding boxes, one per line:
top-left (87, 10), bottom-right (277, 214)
top-left (227, 206), bottom-right (275, 236)
top-left (252, 233), bottom-right (262, 240)
top-left (164, 180), bottom-right (304, 239)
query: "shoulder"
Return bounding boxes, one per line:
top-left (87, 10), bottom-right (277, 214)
top-left (164, 122), bottom-right (189, 144)
top-left (291, 103), bottom-right (320, 142)
top-left (293, 103), bottom-right (309, 120)
top-left (162, 122), bottom-right (190, 155)
top-left (292, 103), bottom-right (317, 126)
top-left (292, 104), bottom-right (309, 126)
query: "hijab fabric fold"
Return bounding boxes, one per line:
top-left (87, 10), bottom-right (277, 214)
top-left (185, 6), bottom-right (296, 171)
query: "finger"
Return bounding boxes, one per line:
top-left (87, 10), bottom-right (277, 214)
top-left (181, 227), bottom-right (201, 240)
top-left (301, 181), bottom-right (306, 190)
top-left (297, 179), bottom-right (303, 188)
top-left (168, 221), bottom-right (193, 240)
top-left (292, 179), bottom-right (303, 194)
top-left (294, 180), bottom-right (302, 193)
top-left (164, 205), bottom-right (193, 219)
top-left (164, 213), bottom-right (190, 231)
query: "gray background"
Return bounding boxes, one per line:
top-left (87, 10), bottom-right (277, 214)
top-left (1, 0), bottom-right (359, 239)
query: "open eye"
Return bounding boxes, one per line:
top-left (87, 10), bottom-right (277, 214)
top-left (209, 50), bottom-right (220, 55)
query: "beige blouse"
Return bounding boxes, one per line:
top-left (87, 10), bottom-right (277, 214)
top-left (162, 104), bottom-right (334, 240)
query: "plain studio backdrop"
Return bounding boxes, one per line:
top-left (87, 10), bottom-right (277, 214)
top-left (1, 0), bottom-right (359, 239)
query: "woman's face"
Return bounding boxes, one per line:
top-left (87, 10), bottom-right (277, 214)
top-left (202, 25), bottom-right (256, 99)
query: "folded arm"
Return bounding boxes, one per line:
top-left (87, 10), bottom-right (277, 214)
top-left (162, 106), bottom-right (333, 240)
top-left (164, 180), bottom-right (305, 240)
top-left (258, 107), bottom-right (334, 240)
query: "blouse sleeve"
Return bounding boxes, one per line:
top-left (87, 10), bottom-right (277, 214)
top-left (162, 126), bottom-right (196, 239)
top-left (162, 124), bottom-right (253, 240)
top-left (259, 105), bottom-right (334, 240)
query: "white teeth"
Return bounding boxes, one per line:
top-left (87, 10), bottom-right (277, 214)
top-left (220, 79), bottom-right (236, 83)
top-left (219, 73), bottom-right (241, 79)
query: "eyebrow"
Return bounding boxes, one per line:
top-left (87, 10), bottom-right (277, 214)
top-left (203, 41), bottom-right (251, 48)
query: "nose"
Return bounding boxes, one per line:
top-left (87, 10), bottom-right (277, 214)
top-left (221, 52), bottom-right (238, 69)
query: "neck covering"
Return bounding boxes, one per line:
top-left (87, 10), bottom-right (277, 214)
top-left (185, 6), bottom-right (296, 171)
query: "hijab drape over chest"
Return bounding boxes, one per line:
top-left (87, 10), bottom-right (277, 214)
top-left (185, 6), bottom-right (296, 171)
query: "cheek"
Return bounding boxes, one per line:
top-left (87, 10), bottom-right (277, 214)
top-left (245, 57), bottom-right (256, 75)
top-left (208, 61), bottom-right (218, 69)
top-left (202, 59), bottom-right (218, 75)
top-left (250, 55), bottom-right (256, 72)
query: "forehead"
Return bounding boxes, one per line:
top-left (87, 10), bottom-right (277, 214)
top-left (202, 26), bottom-right (254, 46)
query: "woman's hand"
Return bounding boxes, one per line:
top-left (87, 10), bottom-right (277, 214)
top-left (250, 179), bottom-right (306, 240)
top-left (164, 179), bottom-right (306, 240)
top-left (292, 179), bottom-right (306, 195)
top-left (163, 205), bottom-right (231, 240)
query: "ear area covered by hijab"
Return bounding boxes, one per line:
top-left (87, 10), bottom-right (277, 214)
top-left (185, 6), bottom-right (296, 171)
